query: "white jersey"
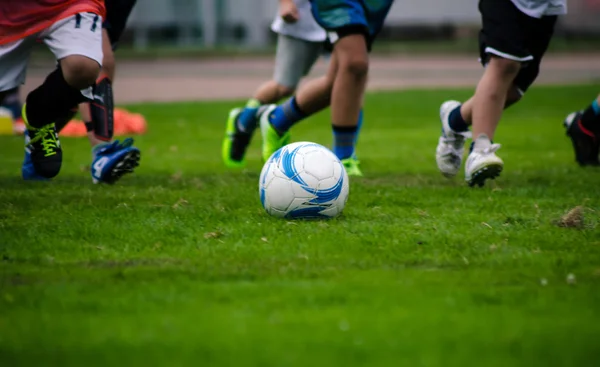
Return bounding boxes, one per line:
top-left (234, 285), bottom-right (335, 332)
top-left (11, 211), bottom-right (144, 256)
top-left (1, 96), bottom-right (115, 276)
top-left (510, 0), bottom-right (567, 18)
top-left (271, 0), bottom-right (326, 42)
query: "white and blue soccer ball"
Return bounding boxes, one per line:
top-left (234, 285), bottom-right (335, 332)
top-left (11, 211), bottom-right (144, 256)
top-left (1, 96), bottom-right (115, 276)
top-left (259, 142), bottom-right (349, 219)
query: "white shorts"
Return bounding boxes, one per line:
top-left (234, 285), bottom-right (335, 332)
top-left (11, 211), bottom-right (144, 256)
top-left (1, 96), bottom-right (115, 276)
top-left (0, 13), bottom-right (103, 92)
top-left (273, 34), bottom-right (324, 89)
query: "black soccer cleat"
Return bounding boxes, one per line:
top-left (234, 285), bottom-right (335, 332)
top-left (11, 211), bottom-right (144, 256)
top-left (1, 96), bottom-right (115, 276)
top-left (24, 122), bottom-right (63, 178)
top-left (222, 108), bottom-right (255, 168)
top-left (564, 111), bottom-right (600, 166)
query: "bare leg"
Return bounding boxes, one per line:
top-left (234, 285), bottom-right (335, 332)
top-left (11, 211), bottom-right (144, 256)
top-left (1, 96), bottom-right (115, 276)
top-left (330, 34), bottom-right (368, 128)
top-left (471, 56), bottom-right (521, 140)
top-left (253, 81), bottom-right (294, 104)
top-left (294, 53), bottom-right (338, 115)
top-left (460, 85), bottom-right (523, 125)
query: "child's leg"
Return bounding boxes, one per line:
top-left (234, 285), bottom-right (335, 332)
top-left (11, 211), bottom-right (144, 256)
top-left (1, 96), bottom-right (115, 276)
top-left (328, 34), bottom-right (368, 160)
top-left (262, 35), bottom-right (322, 103)
top-left (328, 34), bottom-right (368, 175)
top-left (239, 35), bottom-right (322, 131)
top-left (83, 2), bottom-right (142, 184)
top-left (309, 0), bottom-right (392, 174)
top-left (258, 54), bottom-right (338, 162)
top-left (21, 13), bottom-right (101, 179)
top-left (222, 34), bottom-right (322, 167)
top-left (578, 94), bottom-right (600, 134)
top-left (564, 94), bottom-right (600, 166)
top-left (330, 34), bottom-right (368, 130)
top-left (439, 0), bottom-right (557, 185)
top-left (448, 85), bottom-right (523, 132)
top-left (67, 0), bottom-right (137, 147)
top-left (28, 12), bottom-right (102, 129)
top-left (471, 56), bottom-right (521, 140)
top-left (75, 28), bottom-right (115, 148)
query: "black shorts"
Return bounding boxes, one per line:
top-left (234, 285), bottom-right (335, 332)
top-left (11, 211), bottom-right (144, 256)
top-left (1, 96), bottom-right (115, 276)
top-left (478, 0), bottom-right (557, 93)
top-left (103, 0), bottom-right (137, 49)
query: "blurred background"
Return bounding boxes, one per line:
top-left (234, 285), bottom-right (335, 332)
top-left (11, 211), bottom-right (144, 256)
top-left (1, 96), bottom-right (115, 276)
top-left (121, 0), bottom-right (600, 52)
top-left (18, 0), bottom-right (600, 106)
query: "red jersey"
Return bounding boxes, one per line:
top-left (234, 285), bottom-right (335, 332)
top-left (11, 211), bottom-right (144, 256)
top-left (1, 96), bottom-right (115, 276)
top-left (0, 0), bottom-right (106, 45)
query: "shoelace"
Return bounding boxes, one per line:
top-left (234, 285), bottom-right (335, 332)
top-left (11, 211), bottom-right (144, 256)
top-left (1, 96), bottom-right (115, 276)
top-left (28, 125), bottom-right (58, 156)
top-left (479, 144), bottom-right (502, 155)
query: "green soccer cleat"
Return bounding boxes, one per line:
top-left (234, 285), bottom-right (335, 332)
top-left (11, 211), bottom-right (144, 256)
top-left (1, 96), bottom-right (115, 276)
top-left (259, 105), bottom-right (290, 162)
top-left (341, 156), bottom-right (363, 177)
top-left (222, 108), bottom-right (251, 168)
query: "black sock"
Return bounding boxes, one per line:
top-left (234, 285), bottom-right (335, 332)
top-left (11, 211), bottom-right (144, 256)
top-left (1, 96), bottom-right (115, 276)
top-left (448, 106), bottom-right (469, 132)
top-left (580, 99), bottom-right (600, 134)
top-left (332, 125), bottom-right (359, 133)
top-left (54, 107), bottom-right (79, 133)
top-left (25, 67), bottom-right (90, 129)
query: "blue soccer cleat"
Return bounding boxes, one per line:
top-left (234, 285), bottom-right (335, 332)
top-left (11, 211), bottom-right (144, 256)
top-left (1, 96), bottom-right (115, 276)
top-left (91, 138), bottom-right (141, 184)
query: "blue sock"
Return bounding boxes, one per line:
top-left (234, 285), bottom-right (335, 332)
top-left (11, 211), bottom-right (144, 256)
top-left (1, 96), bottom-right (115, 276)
top-left (331, 109), bottom-right (363, 160)
top-left (332, 125), bottom-right (358, 160)
top-left (448, 105), bottom-right (469, 132)
top-left (269, 97), bottom-right (306, 135)
top-left (236, 99), bottom-right (261, 132)
top-left (355, 109), bottom-right (364, 145)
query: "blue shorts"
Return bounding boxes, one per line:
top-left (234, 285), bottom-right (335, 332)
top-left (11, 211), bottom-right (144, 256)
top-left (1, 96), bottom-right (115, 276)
top-left (310, 0), bottom-right (394, 50)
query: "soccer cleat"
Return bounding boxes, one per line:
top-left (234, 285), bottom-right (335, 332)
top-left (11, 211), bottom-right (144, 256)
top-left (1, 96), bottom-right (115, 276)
top-left (22, 134), bottom-right (50, 181)
top-left (465, 134), bottom-right (503, 187)
top-left (563, 111), bottom-right (599, 166)
top-left (436, 100), bottom-right (469, 178)
top-left (91, 138), bottom-right (141, 184)
top-left (341, 156), bottom-right (363, 177)
top-left (259, 104), bottom-right (290, 161)
top-left (22, 104), bottom-right (62, 178)
top-left (222, 108), bottom-right (253, 168)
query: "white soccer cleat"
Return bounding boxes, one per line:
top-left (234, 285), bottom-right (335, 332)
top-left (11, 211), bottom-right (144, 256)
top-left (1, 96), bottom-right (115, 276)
top-left (436, 100), bottom-right (469, 177)
top-left (465, 134), bottom-right (503, 187)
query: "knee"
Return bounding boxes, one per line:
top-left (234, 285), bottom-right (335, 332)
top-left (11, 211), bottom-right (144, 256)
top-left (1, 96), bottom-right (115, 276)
top-left (340, 55), bottom-right (369, 78)
top-left (275, 84), bottom-right (295, 100)
top-left (488, 56), bottom-right (521, 78)
top-left (60, 55), bottom-right (101, 89)
top-left (101, 50), bottom-right (116, 81)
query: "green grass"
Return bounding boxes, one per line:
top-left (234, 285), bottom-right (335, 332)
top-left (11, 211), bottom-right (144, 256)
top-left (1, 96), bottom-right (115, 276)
top-left (1, 85), bottom-right (600, 367)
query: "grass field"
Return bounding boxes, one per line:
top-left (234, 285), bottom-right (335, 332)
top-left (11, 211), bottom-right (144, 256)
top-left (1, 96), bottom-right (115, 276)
top-left (1, 85), bottom-right (599, 367)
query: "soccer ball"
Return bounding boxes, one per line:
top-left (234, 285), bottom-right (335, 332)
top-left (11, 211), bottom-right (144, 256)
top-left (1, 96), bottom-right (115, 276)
top-left (259, 142), bottom-right (349, 219)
